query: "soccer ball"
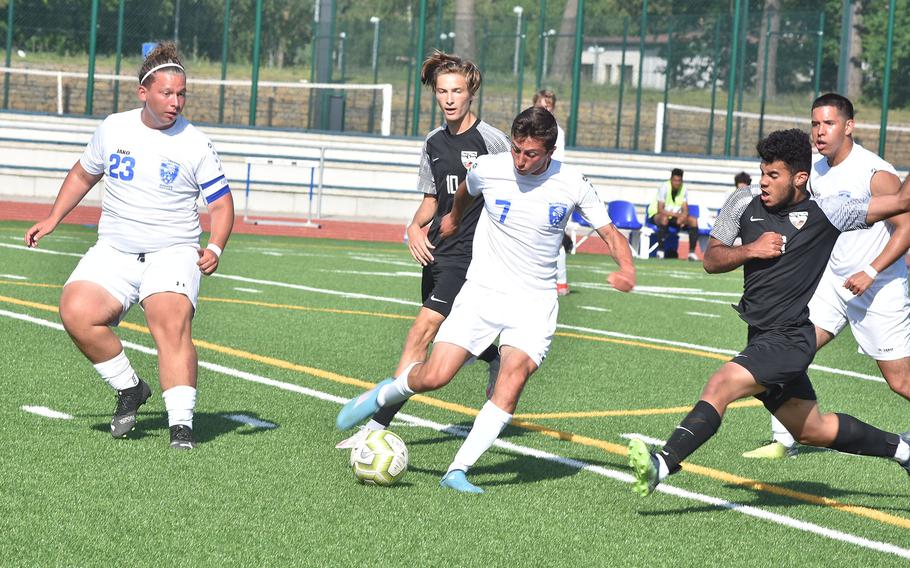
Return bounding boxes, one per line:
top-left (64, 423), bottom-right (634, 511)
top-left (350, 430), bottom-right (408, 486)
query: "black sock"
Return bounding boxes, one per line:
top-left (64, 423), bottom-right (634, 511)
top-left (371, 401), bottom-right (406, 428)
top-left (478, 344), bottom-right (499, 363)
top-left (829, 413), bottom-right (900, 457)
top-left (660, 400), bottom-right (722, 474)
top-left (688, 228), bottom-right (699, 252)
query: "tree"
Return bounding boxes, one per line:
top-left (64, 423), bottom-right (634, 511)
top-left (756, 0), bottom-right (780, 98)
top-left (454, 0), bottom-right (476, 61)
top-left (550, 0), bottom-right (578, 81)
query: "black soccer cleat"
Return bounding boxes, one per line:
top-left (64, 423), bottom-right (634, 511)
top-left (110, 378), bottom-right (152, 438)
top-left (169, 425), bottom-right (196, 450)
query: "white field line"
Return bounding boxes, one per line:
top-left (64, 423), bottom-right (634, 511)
top-left (319, 269), bottom-right (421, 278)
top-left (0, 274), bottom-right (27, 280)
top-left (262, 251), bottom-right (284, 256)
top-left (579, 306), bottom-right (611, 313)
top-left (347, 254), bottom-right (418, 268)
top-left (621, 433), bottom-right (668, 446)
top-left (3, 306), bottom-right (910, 560)
top-left (557, 323), bottom-right (885, 385)
top-left (0, 244), bottom-right (883, 386)
top-left (686, 311), bottom-right (721, 318)
top-left (212, 273), bottom-right (421, 307)
top-left (21, 405), bottom-right (73, 419)
top-left (0, 242), bottom-right (82, 257)
top-left (233, 287), bottom-right (262, 294)
top-left (223, 414), bottom-right (277, 429)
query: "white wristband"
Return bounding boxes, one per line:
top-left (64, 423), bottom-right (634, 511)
top-left (862, 265), bottom-right (878, 279)
top-left (206, 243), bottom-right (223, 258)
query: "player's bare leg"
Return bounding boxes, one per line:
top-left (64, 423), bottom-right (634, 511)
top-left (143, 291), bottom-right (197, 449)
top-left (61, 282), bottom-right (150, 438)
top-left (878, 357), bottom-right (910, 402)
top-left (442, 346), bottom-right (538, 493)
top-left (745, 325), bottom-right (836, 458)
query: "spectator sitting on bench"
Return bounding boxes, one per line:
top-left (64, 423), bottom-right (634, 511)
top-left (646, 167), bottom-right (699, 260)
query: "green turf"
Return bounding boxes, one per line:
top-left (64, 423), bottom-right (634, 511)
top-left (1, 221), bottom-right (909, 566)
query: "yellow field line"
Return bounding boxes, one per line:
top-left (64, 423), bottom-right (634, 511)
top-left (514, 399), bottom-right (764, 420)
top-left (2, 292), bottom-right (909, 529)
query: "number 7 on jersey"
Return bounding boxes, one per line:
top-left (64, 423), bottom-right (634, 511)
top-left (495, 199), bottom-right (511, 223)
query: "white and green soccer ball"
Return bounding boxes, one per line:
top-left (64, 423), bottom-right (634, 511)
top-left (350, 430), bottom-right (408, 486)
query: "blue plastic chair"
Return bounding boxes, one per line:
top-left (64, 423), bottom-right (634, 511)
top-left (607, 200), bottom-right (642, 231)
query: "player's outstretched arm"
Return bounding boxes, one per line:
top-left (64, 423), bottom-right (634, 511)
top-left (703, 232), bottom-right (782, 273)
top-left (866, 172), bottom-right (910, 225)
top-left (845, 171), bottom-right (909, 296)
top-left (595, 224), bottom-right (635, 292)
top-left (198, 191), bottom-right (234, 276)
top-left (406, 194), bottom-right (438, 266)
top-left (439, 181), bottom-right (472, 240)
top-left (25, 161), bottom-right (102, 248)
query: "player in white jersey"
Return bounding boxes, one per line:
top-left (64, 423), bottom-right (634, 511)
top-left (744, 93), bottom-right (910, 459)
top-left (532, 89), bottom-right (573, 296)
top-left (336, 106), bottom-right (636, 493)
top-left (24, 43), bottom-right (234, 450)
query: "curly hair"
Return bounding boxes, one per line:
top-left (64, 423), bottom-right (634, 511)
top-left (420, 50), bottom-right (481, 95)
top-left (138, 42), bottom-right (185, 87)
top-left (511, 106), bottom-right (558, 151)
top-left (756, 129), bottom-right (811, 175)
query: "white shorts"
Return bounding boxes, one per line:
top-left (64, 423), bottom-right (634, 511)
top-left (66, 241), bottom-right (201, 323)
top-left (434, 281), bottom-right (558, 367)
top-left (808, 268), bottom-right (910, 360)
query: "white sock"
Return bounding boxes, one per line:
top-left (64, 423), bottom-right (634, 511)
top-left (364, 419), bottom-right (386, 432)
top-left (447, 400), bottom-right (512, 474)
top-left (894, 438), bottom-right (910, 464)
top-left (771, 415), bottom-right (796, 447)
top-left (93, 351), bottom-right (138, 391)
top-left (654, 453), bottom-right (670, 481)
top-left (556, 247), bottom-right (567, 285)
top-left (377, 362), bottom-right (418, 407)
top-left (163, 385), bottom-right (196, 428)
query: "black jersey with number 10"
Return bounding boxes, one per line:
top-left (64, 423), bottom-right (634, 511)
top-left (417, 119), bottom-right (510, 267)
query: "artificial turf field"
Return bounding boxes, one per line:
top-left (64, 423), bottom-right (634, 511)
top-left (1, 220), bottom-right (909, 566)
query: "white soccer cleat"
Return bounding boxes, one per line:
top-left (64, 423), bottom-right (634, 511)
top-left (688, 252), bottom-right (699, 261)
top-left (335, 426), bottom-right (374, 450)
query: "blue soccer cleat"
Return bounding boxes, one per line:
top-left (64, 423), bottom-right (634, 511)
top-left (336, 378), bottom-right (393, 431)
top-left (440, 470), bottom-right (484, 494)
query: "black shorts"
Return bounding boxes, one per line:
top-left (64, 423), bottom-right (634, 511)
top-left (421, 262), bottom-right (468, 318)
top-left (731, 323), bottom-right (817, 414)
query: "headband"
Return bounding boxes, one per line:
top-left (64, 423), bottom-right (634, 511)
top-left (140, 63), bottom-right (185, 86)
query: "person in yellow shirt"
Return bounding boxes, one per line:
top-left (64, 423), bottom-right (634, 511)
top-left (647, 168), bottom-right (699, 260)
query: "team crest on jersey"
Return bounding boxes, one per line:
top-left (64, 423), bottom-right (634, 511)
top-left (461, 151), bottom-right (478, 168)
top-left (789, 211), bottom-right (808, 229)
top-left (548, 203), bottom-right (568, 227)
top-left (159, 159), bottom-right (180, 185)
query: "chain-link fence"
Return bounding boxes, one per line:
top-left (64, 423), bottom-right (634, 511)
top-left (0, 0), bottom-right (906, 164)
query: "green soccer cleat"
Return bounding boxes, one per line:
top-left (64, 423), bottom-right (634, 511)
top-left (742, 440), bottom-right (798, 459)
top-left (628, 438), bottom-right (660, 497)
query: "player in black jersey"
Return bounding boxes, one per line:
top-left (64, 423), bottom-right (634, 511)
top-left (628, 129), bottom-right (910, 496)
top-left (336, 51), bottom-right (510, 449)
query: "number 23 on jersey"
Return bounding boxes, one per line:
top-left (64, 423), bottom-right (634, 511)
top-left (108, 153), bottom-right (135, 181)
